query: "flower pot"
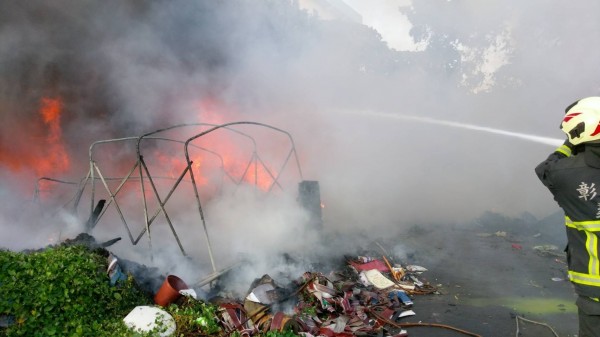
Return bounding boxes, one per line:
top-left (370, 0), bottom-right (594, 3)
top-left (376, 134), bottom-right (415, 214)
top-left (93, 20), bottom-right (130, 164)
top-left (154, 275), bottom-right (188, 307)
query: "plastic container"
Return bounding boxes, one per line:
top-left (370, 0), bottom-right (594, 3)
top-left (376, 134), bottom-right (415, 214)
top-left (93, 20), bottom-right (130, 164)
top-left (388, 290), bottom-right (413, 307)
top-left (154, 275), bottom-right (189, 307)
top-left (123, 306), bottom-right (175, 336)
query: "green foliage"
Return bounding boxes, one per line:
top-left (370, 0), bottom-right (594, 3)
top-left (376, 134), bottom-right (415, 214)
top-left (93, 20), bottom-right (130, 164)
top-left (260, 330), bottom-right (300, 337)
top-left (164, 298), bottom-right (221, 336)
top-left (230, 330), bottom-right (300, 337)
top-left (0, 245), bottom-right (303, 337)
top-left (0, 245), bottom-right (152, 337)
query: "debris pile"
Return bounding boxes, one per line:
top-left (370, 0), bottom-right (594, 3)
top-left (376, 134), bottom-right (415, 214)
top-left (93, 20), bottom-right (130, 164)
top-left (133, 253), bottom-right (479, 337)
top-left (2, 233), bottom-right (487, 336)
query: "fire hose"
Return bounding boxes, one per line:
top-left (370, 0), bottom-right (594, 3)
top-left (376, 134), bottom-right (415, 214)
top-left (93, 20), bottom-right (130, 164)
top-left (368, 308), bottom-right (483, 337)
top-left (514, 315), bottom-right (559, 337)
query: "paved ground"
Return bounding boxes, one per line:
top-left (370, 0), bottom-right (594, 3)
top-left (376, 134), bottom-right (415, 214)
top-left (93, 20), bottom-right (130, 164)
top-left (134, 210), bottom-right (578, 337)
top-left (379, 213), bottom-right (578, 337)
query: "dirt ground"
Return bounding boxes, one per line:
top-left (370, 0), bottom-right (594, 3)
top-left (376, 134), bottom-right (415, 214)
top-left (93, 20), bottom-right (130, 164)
top-left (379, 212), bottom-right (578, 337)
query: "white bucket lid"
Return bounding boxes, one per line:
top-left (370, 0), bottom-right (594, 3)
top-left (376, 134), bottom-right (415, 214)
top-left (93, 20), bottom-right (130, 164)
top-left (123, 305), bottom-right (176, 336)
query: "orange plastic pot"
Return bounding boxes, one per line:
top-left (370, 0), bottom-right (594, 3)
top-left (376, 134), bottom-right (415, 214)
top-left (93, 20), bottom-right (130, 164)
top-left (154, 275), bottom-right (189, 307)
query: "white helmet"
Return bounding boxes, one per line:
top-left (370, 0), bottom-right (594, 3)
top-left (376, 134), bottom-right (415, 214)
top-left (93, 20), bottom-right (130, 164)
top-left (561, 96), bottom-right (600, 145)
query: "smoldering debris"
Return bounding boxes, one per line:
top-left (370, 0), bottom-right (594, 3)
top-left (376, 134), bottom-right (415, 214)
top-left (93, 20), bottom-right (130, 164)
top-left (2, 206), bottom-right (577, 336)
top-left (67, 232), bottom-right (453, 336)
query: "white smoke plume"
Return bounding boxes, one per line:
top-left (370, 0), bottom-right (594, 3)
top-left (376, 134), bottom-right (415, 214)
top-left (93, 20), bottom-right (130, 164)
top-left (1, 0), bottom-right (600, 292)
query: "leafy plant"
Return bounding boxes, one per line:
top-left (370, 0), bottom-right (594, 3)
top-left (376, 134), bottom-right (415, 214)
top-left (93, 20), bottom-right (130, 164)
top-left (261, 329), bottom-right (300, 337)
top-left (0, 245), bottom-right (304, 337)
top-left (165, 297), bottom-right (221, 335)
top-left (230, 329), bottom-right (301, 337)
top-left (0, 245), bottom-right (152, 337)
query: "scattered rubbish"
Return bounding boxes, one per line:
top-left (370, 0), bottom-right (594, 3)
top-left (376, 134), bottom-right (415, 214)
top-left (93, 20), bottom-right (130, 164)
top-left (106, 253), bottom-right (127, 286)
top-left (9, 232), bottom-right (487, 337)
top-left (154, 275), bottom-right (189, 307)
top-left (358, 270), bottom-right (373, 287)
top-left (0, 315), bottom-right (15, 328)
top-left (533, 244), bottom-right (559, 251)
top-left (533, 233), bottom-right (542, 238)
top-left (123, 305), bottom-right (176, 337)
top-left (246, 282), bottom-right (280, 304)
top-left (398, 310), bottom-right (416, 318)
top-left (180, 288), bottom-right (197, 299)
top-left (533, 244), bottom-right (564, 257)
top-left (348, 258), bottom-right (390, 272)
top-left (85, 199), bottom-right (106, 232)
top-left (100, 237), bottom-right (122, 248)
top-left (405, 265), bottom-right (428, 273)
top-left (201, 254), bottom-right (465, 337)
top-left (476, 231), bottom-right (507, 238)
top-left (551, 277), bottom-right (564, 282)
top-left (358, 256), bottom-right (375, 263)
top-left (388, 289), bottom-right (413, 307)
top-left (406, 274), bottom-right (422, 288)
top-left (390, 267), bottom-right (405, 281)
top-left (362, 269), bottom-right (396, 289)
top-left (511, 244), bottom-right (523, 250)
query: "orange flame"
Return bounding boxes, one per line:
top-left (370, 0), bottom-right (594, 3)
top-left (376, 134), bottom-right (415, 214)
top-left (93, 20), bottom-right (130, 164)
top-left (152, 151), bottom-right (210, 186)
top-left (192, 98), bottom-right (276, 191)
top-left (132, 98), bottom-right (278, 194)
top-left (237, 160), bottom-right (274, 190)
top-left (37, 97), bottom-right (70, 176)
top-left (0, 96), bottom-right (70, 180)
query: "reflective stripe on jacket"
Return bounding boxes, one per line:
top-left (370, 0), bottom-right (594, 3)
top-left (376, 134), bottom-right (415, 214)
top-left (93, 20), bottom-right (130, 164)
top-left (535, 143), bottom-right (600, 298)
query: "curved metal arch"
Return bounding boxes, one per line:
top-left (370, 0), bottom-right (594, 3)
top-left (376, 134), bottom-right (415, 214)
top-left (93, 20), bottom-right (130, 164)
top-left (85, 134), bottom-right (232, 254)
top-left (36, 121), bottom-right (305, 278)
top-left (182, 121), bottom-right (304, 272)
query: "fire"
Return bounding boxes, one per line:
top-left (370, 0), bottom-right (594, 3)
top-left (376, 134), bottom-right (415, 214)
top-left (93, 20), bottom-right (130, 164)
top-left (190, 148), bottom-right (276, 191)
top-left (95, 98), bottom-right (280, 200)
top-left (238, 161), bottom-right (274, 190)
top-left (37, 97), bottom-right (70, 176)
top-left (190, 98), bottom-right (277, 191)
top-left (152, 151), bottom-right (209, 186)
top-left (0, 96), bottom-right (70, 179)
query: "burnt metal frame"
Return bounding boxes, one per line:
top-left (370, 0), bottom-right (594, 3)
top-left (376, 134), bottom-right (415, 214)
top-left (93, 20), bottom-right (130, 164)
top-left (182, 121), bottom-right (303, 271)
top-left (54, 122), bottom-right (305, 275)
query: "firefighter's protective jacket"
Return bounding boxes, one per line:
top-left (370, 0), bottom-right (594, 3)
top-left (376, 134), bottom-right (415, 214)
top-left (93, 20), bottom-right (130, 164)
top-left (536, 142), bottom-right (600, 299)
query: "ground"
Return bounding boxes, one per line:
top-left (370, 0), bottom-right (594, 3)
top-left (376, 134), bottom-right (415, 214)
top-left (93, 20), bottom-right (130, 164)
top-left (379, 212), bottom-right (578, 337)
top-left (96, 210), bottom-right (579, 337)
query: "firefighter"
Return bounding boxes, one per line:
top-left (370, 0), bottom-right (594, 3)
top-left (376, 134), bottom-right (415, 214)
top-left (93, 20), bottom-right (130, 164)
top-left (535, 96), bottom-right (600, 337)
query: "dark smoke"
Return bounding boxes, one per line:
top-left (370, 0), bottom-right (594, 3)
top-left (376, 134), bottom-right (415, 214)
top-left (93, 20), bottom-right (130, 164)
top-left (1, 0), bottom-right (600, 294)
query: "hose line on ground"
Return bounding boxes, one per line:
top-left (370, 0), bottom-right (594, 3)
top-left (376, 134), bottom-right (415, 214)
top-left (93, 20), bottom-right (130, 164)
top-left (369, 308), bottom-right (483, 337)
top-left (514, 315), bottom-right (559, 337)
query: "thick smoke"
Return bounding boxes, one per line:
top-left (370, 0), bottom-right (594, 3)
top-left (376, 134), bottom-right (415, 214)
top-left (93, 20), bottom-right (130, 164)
top-left (1, 0), bottom-right (600, 294)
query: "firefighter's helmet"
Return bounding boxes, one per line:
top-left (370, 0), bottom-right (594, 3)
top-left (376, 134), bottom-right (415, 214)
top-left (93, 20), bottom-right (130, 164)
top-left (561, 96), bottom-right (600, 145)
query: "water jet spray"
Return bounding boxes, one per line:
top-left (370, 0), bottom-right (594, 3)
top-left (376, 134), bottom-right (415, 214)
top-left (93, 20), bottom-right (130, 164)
top-left (345, 110), bottom-right (563, 147)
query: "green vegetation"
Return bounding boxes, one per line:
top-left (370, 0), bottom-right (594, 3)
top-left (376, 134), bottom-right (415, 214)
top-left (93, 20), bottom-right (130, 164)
top-left (0, 245), bottom-right (300, 337)
top-left (166, 298), bottom-right (222, 336)
top-left (0, 245), bottom-right (152, 336)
